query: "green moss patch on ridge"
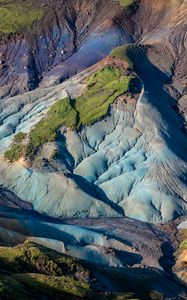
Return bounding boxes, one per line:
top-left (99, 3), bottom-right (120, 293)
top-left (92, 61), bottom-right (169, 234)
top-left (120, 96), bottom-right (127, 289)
top-left (110, 44), bottom-right (147, 68)
top-left (74, 66), bottom-right (133, 128)
top-left (4, 66), bottom-right (137, 161)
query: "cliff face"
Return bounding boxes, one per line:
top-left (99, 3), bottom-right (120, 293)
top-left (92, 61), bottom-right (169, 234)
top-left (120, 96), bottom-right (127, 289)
top-left (133, 0), bottom-right (187, 113)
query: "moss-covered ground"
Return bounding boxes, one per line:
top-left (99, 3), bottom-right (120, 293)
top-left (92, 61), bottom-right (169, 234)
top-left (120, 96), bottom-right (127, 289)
top-left (0, 0), bottom-right (44, 34)
top-left (74, 66), bottom-right (133, 127)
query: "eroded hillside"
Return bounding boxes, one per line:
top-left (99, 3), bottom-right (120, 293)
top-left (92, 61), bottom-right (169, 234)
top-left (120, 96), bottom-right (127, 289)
top-left (0, 0), bottom-right (134, 98)
top-left (0, 0), bottom-right (186, 223)
top-left (0, 0), bottom-right (187, 222)
top-left (0, 0), bottom-right (187, 296)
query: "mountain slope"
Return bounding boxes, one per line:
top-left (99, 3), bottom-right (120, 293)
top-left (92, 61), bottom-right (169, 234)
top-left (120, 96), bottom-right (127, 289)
top-left (0, 0), bottom-right (187, 296)
top-left (0, 0), bottom-right (187, 223)
top-left (0, 239), bottom-right (185, 300)
top-left (0, 0), bottom-right (133, 98)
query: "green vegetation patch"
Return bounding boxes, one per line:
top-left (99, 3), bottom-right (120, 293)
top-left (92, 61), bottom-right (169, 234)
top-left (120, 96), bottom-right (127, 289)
top-left (177, 230), bottom-right (187, 251)
top-left (114, 0), bottom-right (136, 9)
top-left (110, 45), bottom-right (134, 68)
top-left (13, 273), bottom-right (91, 298)
top-left (0, 241), bottom-right (91, 299)
top-left (4, 131), bottom-right (27, 162)
top-left (174, 229), bottom-right (187, 258)
top-left (110, 44), bottom-right (147, 68)
top-left (116, 0), bottom-right (135, 8)
top-left (179, 240), bottom-right (187, 250)
top-left (0, 241), bottom-right (90, 277)
top-left (0, 275), bottom-right (30, 300)
top-left (0, 1), bottom-right (44, 34)
top-left (13, 132), bottom-right (27, 143)
top-left (75, 66), bottom-right (133, 127)
top-left (26, 66), bottom-right (134, 152)
top-left (29, 98), bottom-right (78, 148)
top-left (0, 241), bottom-right (166, 300)
top-left (4, 143), bottom-right (23, 162)
top-left (5, 66), bottom-right (137, 161)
